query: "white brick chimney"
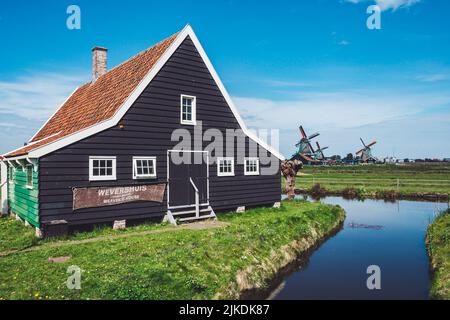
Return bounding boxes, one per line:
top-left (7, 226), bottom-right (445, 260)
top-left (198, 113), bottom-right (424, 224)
top-left (92, 46), bottom-right (108, 81)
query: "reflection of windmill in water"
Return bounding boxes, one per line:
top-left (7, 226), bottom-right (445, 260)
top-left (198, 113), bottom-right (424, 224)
top-left (291, 126), bottom-right (322, 164)
top-left (356, 138), bottom-right (377, 163)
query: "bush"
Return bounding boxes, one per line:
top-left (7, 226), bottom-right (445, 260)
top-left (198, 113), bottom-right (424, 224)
top-left (355, 187), bottom-right (368, 199)
top-left (309, 183), bottom-right (327, 198)
top-left (342, 188), bottom-right (358, 199)
top-left (381, 190), bottom-right (400, 202)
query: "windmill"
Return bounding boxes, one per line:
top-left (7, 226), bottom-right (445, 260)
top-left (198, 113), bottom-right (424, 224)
top-left (356, 138), bottom-right (377, 163)
top-left (291, 126), bottom-right (320, 163)
top-left (314, 141), bottom-right (329, 161)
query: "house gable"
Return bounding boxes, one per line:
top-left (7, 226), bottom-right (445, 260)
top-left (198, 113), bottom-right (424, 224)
top-left (4, 25), bottom-right (284, 161)
top-left (37, 35), bottom-right (281, 224)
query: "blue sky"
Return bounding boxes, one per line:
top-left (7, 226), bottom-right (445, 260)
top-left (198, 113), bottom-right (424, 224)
top-left (0, 0), bottom-right (449, 159)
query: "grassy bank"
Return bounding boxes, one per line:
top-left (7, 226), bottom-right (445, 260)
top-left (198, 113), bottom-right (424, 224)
top-left (0, 216), bottom-right (38, 252)
top-left (287, 163), bottom-right (450, 199)
top-left (0, 200), bottom-right (345, 300)
top-left (426, 210), bottom-right (450, 300)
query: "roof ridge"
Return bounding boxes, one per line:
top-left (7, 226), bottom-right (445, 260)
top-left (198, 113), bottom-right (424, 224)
top-left (88, 31), bottom-right (180, 85)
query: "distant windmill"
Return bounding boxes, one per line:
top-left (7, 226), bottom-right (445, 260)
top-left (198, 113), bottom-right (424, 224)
top-left (356, 138), bottom-right (377, 163)
top-left (314, 141), bottom-right (329, 161)
top-left (291, 125), bottom-right (320, 163)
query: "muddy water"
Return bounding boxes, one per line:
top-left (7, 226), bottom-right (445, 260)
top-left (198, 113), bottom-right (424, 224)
top-left (270, 196), bottom-right (448, 300)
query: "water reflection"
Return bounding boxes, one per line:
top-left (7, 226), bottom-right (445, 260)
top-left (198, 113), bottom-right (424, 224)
top-left (272, 196), bottom-right (448, 300)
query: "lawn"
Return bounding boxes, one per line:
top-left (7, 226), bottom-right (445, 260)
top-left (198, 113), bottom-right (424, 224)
top-left (292, 163), bottom-right (450, 196)
top-left (0, 200), bottom-right (345, 300)
top-left (0, 215), bottom-right (38, 252)
top-left (0, 215), bottom-right (174, 254)
top-left (426, 210), bottom-right (450, 300)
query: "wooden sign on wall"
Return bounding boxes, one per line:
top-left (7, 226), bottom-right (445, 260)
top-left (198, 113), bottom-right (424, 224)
top-left (73, 184), bottom-right (166, 210)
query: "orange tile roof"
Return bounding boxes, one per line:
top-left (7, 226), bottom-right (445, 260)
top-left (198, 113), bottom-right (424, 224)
top-left (5, 31), bottom-right (179, 158)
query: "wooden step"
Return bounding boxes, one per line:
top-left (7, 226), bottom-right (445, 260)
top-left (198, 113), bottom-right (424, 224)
top-left (166, 206), bottom-right (217, 225)
top-left (171, 208), bottom-right (212, 216)
top-left (178, 214), bottom-right (216, 222)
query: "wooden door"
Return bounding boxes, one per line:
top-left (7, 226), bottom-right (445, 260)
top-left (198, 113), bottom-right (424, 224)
top-left (167, 150), bottom-right (208, 208)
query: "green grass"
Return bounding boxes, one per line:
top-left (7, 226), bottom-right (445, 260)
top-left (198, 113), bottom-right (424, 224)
top-left (426, 210), bottom-right (450, 300)
top-left (0, 201), bottom-right (344, 300)
top-left (0, 215), bottom-right (174, 253)
top-left (0, 216), bottom-right (38, 252)
top-left (291, 163), bottom-right (450, 196)
top-left (42, 220), bottom-right (173, 243)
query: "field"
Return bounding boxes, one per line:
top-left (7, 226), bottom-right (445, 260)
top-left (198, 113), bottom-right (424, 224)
top-left (426, 210), bottom-right (450, 300)
top-left (0, 200), bottom-right (344, 300)
top-left (292, 163), bottom-right (450, 197)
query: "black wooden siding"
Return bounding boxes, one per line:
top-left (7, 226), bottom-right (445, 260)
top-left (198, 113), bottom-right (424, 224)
top-left (38, 37), bottom-right (281, 226)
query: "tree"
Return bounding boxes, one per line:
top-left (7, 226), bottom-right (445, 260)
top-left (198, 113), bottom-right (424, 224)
top-left (281, 160), bottom-right (303, 200)
top-left (345, 153), bottom-right (354, 161)
top-left (330, 155), bottom-right (341, 160)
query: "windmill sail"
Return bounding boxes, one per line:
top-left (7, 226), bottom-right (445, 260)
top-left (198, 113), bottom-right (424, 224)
top-left (292, 125), bottom-right (325, 163)
top-left (356, 138), bottom-right (377, 163)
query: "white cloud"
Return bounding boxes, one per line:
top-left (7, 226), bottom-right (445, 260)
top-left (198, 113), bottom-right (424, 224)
top-left (0, 70), bottom-right (87, 154)
top-left (345, 0), bottom-right (420, 11)
top-left (264, 80), bottom-right (312, 87)
top-left (0, 71), bottom-right (86, 120)
top-left (234, 89), bottom-right (450, 158)
top-left (311, 114), bottom-right (450, 159)
top-left (376, 0), bottom-right (420, 11)
top-left (415, 73), bottom-right (450, 83)
top-left (0, 122), bottom-right (28, 129)
top-left (0, 112), bottom-right (42, 154)
top-left (331, 31), bottom-right (350, 46)
top-left (234, 90), bottom-right (450, 131)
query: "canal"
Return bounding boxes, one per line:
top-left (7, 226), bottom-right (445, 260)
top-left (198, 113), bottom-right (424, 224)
top-left (271, 196), bottom-right (448, 300)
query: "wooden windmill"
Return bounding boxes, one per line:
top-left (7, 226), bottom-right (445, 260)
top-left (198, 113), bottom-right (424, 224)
top-left (356, 138), bottom-right (377, 163)
top-left (314, 141), bottom-right (329, 161)
top-left (291, 126), bottom-right (320, 163)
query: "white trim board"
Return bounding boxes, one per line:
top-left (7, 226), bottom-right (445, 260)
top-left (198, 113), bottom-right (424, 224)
top-left (0, 161), bottom-right (8, 215)
top-left (3, 132), bottom-right (61, 160)
top-left (9, 25), bottom-right (285, 161)
top-left (29, 87), bottom-right (80, 142)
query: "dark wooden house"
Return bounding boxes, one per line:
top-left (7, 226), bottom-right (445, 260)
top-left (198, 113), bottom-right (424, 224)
top-left (0, 25), bottom-right (284, 237)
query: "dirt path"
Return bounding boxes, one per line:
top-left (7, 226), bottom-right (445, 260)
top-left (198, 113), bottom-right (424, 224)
top-left (0, 220), bottom-right (229, 257)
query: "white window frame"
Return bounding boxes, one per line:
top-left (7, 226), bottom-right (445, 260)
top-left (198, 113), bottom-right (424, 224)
top-left (180, 94), bottom-right (197, 125)
top-left (217, 157), bottom-right (235, 177)
top-left (132, 156), bottom-right (157, 179)
top-left (89, 156), bottom-right (117, 181)
top-left (244, 157), bottom-right (260, 176)
top-left (25, 164), bottom-right (33, 189)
